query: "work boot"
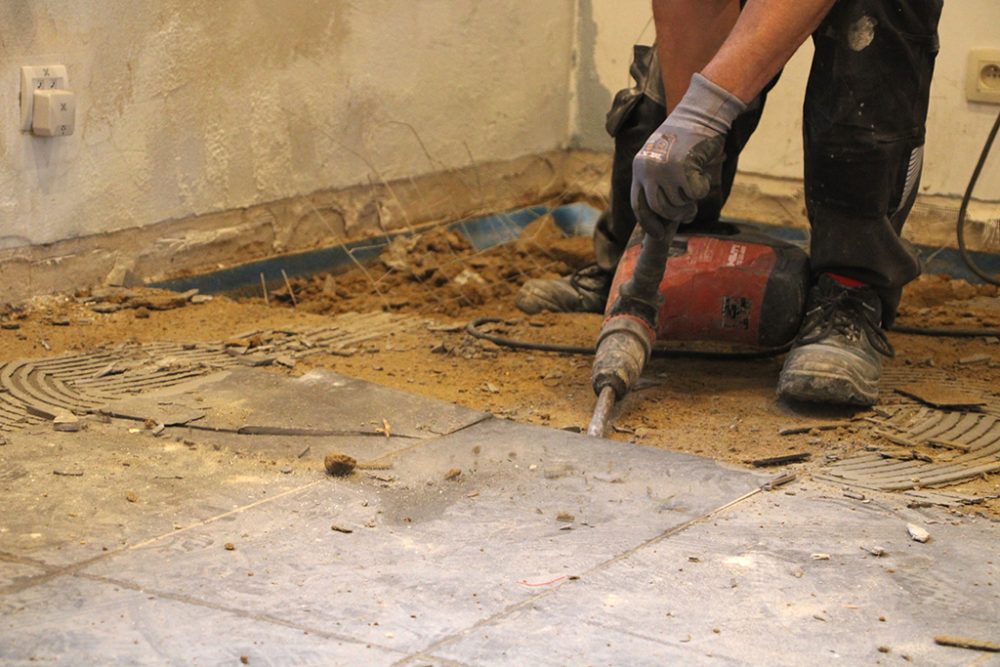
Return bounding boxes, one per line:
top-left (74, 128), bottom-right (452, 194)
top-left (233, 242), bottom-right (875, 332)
top-left (516, 264), bottom-right (613, 314)
top-left (777, 274), bottom-right (894, 407)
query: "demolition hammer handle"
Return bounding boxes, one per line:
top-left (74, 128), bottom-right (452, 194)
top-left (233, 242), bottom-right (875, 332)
top-left (618, 219), bottom-right (679, 308)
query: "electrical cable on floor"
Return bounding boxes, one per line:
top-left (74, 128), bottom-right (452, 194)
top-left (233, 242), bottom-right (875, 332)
top-left (893, 109), bottom-right (1000, 337)
top-left (890, 324), bottom-right (1000, 337)
top-left (467, 317), bottom-right (790, 360)
top-left (956, 109), bottom-right (1000, 287)
top-left (466, 317), bottom-right (1000, 360)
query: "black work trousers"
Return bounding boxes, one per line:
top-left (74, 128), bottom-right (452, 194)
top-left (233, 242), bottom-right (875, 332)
top-left (596, 0), bottom-right (944, 324)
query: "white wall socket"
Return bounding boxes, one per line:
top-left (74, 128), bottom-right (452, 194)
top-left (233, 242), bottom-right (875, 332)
top-left (967, 48), bottom-right (1000, 105)
top-left (20, 64), bottom-right (69, 131)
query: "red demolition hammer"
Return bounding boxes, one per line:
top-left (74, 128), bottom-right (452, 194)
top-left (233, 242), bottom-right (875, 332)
top-left (586, 211), bottom-right (809, 437)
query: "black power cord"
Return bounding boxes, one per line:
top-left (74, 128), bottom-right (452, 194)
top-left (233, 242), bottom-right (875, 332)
top-left (467, 317), bottom-right (1000, 361)
top-left (893, 109), bottom-right (1000, 337)
top-left (467, 317), bottom-right (790, 360)
top-left (956, 110), bottom-right (1000, 287)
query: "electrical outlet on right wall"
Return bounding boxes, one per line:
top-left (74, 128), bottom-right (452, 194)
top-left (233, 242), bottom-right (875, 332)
top-left (967, 48), bottom-right (1000, 104)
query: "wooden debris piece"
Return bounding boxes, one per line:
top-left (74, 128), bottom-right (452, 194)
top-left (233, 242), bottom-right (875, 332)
top-left (751, 452), bottom-right (810, 468)
top-left (934, 636), bottom-right (1000, 652)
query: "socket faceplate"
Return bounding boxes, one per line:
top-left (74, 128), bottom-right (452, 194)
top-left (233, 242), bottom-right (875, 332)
top-left (20, 64), bottom-right (69, 131)
top-left (967, 48), bottom-right (1000, 105)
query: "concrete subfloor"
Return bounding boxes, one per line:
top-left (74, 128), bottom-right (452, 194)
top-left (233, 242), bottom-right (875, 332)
top-left (1, 368), bottom-right (998, 666)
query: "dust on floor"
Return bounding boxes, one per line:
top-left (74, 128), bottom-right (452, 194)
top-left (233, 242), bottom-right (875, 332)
top-left (1, 216), bottom-right (999, 515)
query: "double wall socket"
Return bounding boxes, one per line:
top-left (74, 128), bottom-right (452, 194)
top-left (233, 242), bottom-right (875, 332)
top-left (967, 48), bottom-right (1000, 105)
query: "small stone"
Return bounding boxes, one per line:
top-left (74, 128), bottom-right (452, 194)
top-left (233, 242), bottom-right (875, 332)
top-left (957, 353), bottom-right (991, 366)
top-left (556, 511), bottom-right (575, 523)
top-left (811, 553), bottom-right (831, 561)
top-left (49, 318), bottom-right (71, 326)
top-left (320, 274), bottom-right (338, 296)
top-left (1, 322), bottom-right (20, 330)
top-left (0, 436), bottom-right (7, 446)
top-left (444, 468), bottom-right (462, 481)
top-left (280, 467), bottom-right (292, 474)
top-left (53, 413), bottom-right (82, 432)
top-left (240, 656), bottom-right (249, 664)
top-left (906, 523), bottom-right (930, 543)
top-left (480, 382), bottom-right (500, 394)
top-left (324, 453), bottom-right (357, 477)
top-left (984, 336), bottom-right (999, 345)
top-left (224, 543), bottom-right (235, 551)
top-left (864, 545), bottom-right (887, 557)
top-left (134, 307), bottom-right (150, 319)
top-left (189, 294), bottom-right (213, 304)
top-left (330, 524), bottom-right (353, 534)
top-left (104, 260), bottom-right (138, 287)
top-left (125, 491), bottom-right (139, 503)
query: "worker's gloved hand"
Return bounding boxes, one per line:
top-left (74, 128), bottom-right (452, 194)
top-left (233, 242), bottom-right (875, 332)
top-left (631, 73), bottom-right (747, 239)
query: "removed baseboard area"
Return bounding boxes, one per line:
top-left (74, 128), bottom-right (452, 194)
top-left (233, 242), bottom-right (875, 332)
top-left (0, 150), bottom-right (995, 303)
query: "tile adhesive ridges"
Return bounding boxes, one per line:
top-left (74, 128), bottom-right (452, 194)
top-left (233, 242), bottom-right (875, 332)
top-left (0, 312), bottom-right (418, 432)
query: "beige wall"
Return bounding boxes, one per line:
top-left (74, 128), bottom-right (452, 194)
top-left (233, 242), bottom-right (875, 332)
top-left (575, 0), bottom-right (1000, 200)
top-left (4, 0), bottom-right (997, 260)
top-left (1, 0), bottom-right (576, 249)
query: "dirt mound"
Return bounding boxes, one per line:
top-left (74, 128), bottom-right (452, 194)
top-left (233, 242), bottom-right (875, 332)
top-left (897, 274), bottom-right (1000, 328)
top-left (267, 215), bottom-right (593, 317)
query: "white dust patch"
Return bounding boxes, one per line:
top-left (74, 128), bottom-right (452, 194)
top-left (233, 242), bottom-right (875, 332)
top-left (848, 16), bottom-right (877, 51)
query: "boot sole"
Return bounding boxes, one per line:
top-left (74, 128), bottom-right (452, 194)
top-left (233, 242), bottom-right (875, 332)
top-left (777, 369), bottom-right (878, 407)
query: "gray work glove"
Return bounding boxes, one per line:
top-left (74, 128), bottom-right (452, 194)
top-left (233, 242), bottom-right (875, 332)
top-left (631, 73), bottom-right (747, 238)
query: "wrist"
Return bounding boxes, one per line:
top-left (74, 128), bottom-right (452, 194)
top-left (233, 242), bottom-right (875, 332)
top-left (671, 72), bottom-right (747, 135)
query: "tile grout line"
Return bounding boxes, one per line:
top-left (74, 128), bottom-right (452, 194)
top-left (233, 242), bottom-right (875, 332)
top-left (394, 481), bottom-right (772, 665)
top-left (364, 414), bottom-right (494, 467)
top-left (76, 571), bottom-right (408, 657)
top-left (1, 419), bottom-right (490, 598)
top-left (0, 478), bottom-right (323, 596)
top-left (123, 479), bottom-right (325, 552)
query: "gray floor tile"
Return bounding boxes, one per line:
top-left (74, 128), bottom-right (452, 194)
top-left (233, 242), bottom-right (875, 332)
top-left (102, 367), bottom-right (490, 438)
top-left (0, 560), bottom-right (46, 590)
top-left (0, 575), bottom-right (403, 666)
top-left (79, 419), bottom-right (762, 655)
top-left (434, 487), bottom-right (1000, 666)
top-left (0, 422), bottom-right (314, 567)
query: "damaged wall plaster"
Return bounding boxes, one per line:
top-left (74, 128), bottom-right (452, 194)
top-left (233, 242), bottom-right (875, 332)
top-left (575, 0), bottom-right (1000, 200)
top-left (0, 151), bottom-right (605, 303)
top-left (0, 1), bottom-right (576, 250)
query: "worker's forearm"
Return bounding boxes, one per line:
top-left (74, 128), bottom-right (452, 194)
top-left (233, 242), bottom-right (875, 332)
top-left (702, 0), bottom-right (836, 104)
top-left (653, 0), bottom-right (739, 113)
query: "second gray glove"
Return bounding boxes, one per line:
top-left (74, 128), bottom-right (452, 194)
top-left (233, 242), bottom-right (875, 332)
top-left (631, 73), bottom-right (747, 238)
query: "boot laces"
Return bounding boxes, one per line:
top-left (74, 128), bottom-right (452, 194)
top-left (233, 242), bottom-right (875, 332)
top-left (568, 264), bottom-right (611, 294)
top-left (797, 288), bottom-right (895, 358)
